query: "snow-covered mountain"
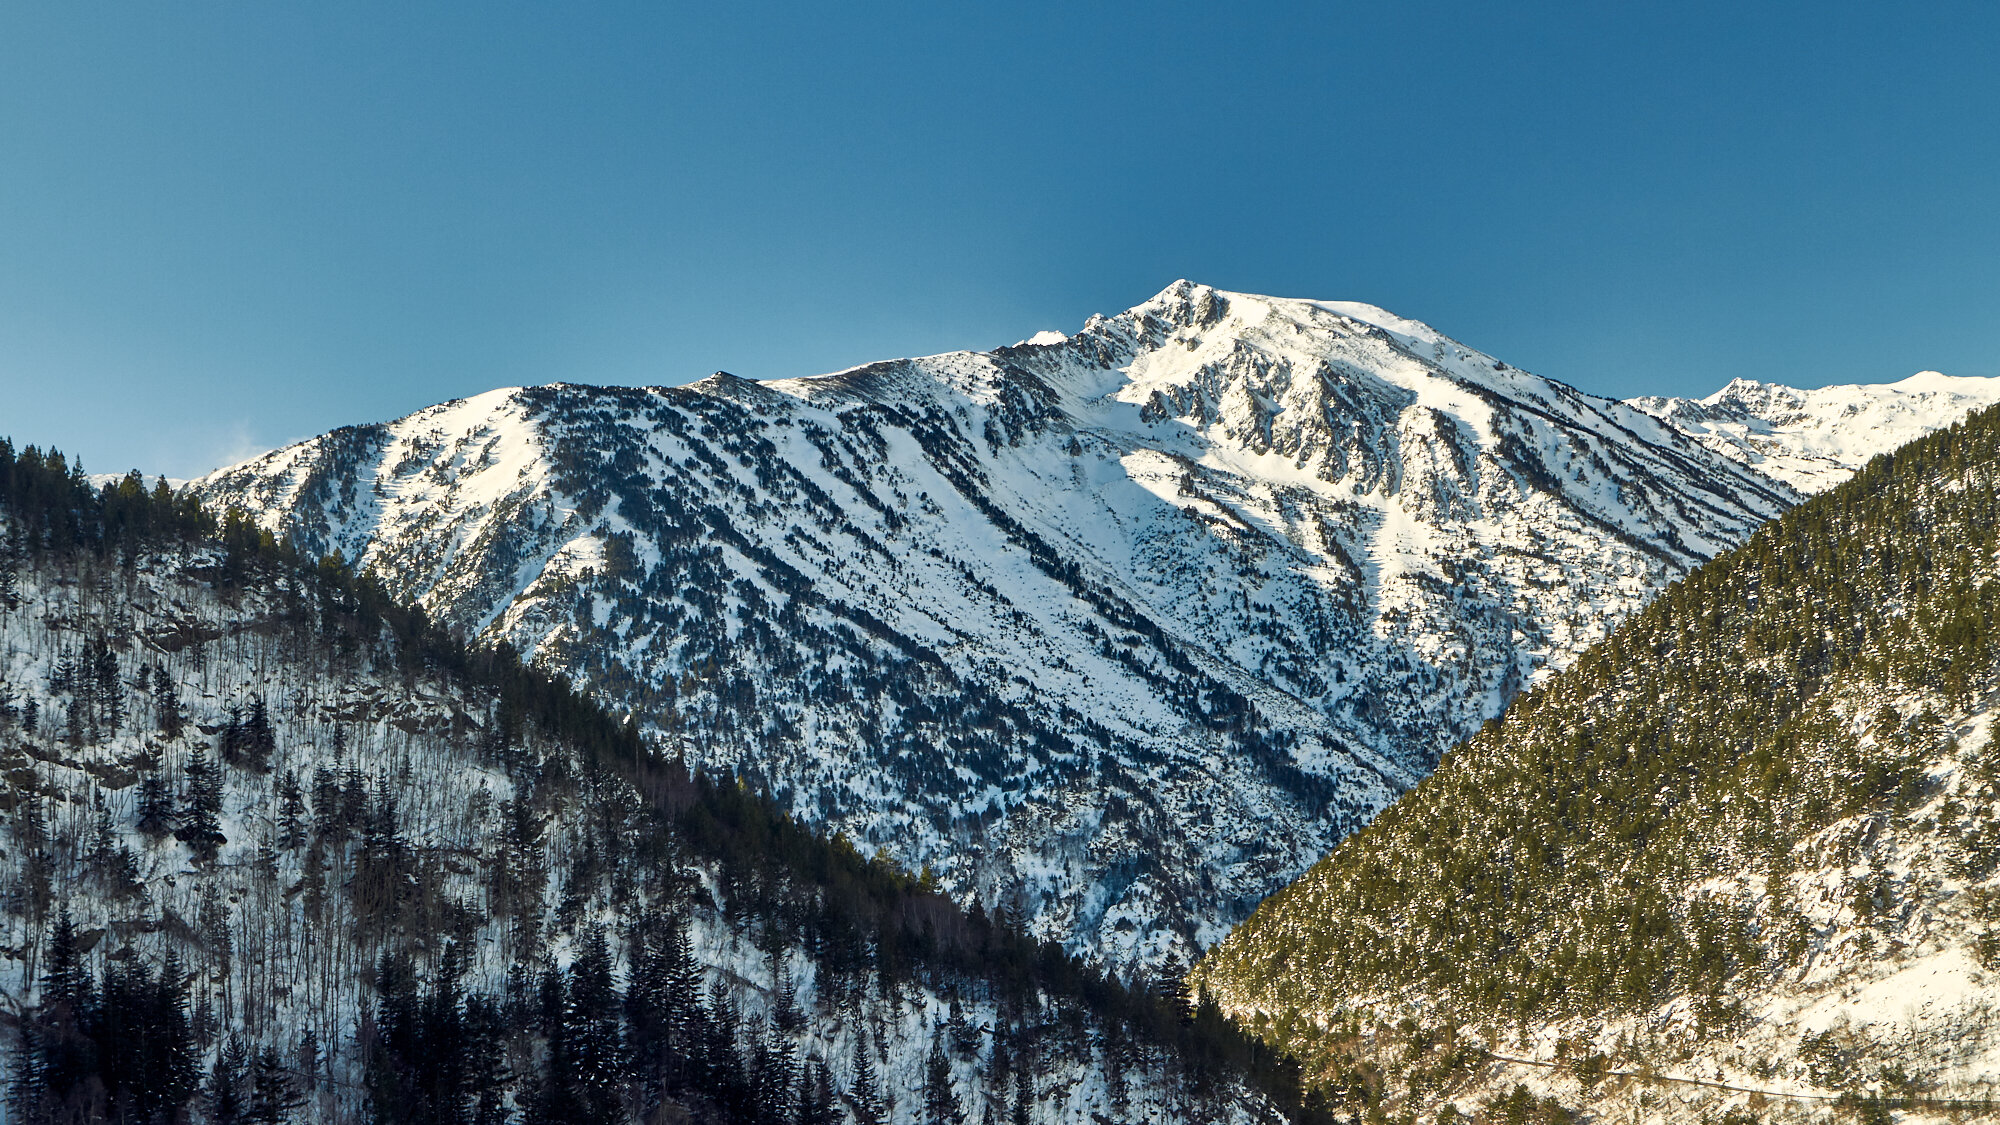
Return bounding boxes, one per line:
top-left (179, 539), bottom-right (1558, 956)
top-left (1628, 370), bottom-right (2000, 493)
top-left (193, 281), bottom-right (1799, 970)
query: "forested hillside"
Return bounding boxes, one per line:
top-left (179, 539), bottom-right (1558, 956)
top-left (0, 441), bottom-right (1316, 1125)
top-left (1194, 406), bottom-right (2000, 1121)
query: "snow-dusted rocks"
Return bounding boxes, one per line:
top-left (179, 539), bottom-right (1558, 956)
top-left (1629, 370), bottom-right (2000, 493)
top-left (194, 281), bottom-right (1799, 970)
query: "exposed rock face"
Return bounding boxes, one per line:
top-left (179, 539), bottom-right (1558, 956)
top-left (196, 281), bottom-right (1796, 968)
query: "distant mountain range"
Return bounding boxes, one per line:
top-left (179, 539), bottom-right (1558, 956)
top-left (192, 282), bottom-right (1994, 971)
top-left (1630, 370), bottom-right (2000, 492)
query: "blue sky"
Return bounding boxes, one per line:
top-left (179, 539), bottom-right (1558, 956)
top-left (4, 2), bottom-right (1998, 478)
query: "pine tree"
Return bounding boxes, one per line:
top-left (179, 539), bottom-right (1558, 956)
top-left (90, 640), bottom-right (122, 734)
top-left (0, 539), bottom-right (17, 610)
top-left (86, 792), bottom-right (117, 871)
top-left (246, 1046), bottom-right (301, 1125)
top-left (18, 794), bottom-right (52, 921)
top-left (156, 667), bottom-right (183, 739)
top-left (155, 949), bottom-right (202, 1120)
top-left (571, 931), bottom-right (626, 1125)
top-left (625, 918), bottom-right (670, 1101)
top-left (1011, 1052), bottom-right (1033, 1125)
top-left (242, 695), bottom-right (276, 771)
top-left (755, 1019), bottom-right (797, 1122)
top-left (9, 999), bottom-right (44, 1125)
top-left (849, 1027), bottom-right (885, 1125)
top-left (703, 983), bottom-right (751, 1119)
top-left (22, 910), bottom-right (100, 1122)
top-left (1154, 952), bottom-right (1189, 1020)
top-left (136, 767), bottom-right (175, 836)
top-left (64, 700), bottom-right (86, 748)
top-left (921, 1039), bottom-right (964, 1125)
top-left (276, 771), bottom-right (305, 850)
top-left (94, 947), bottom-right (199, 1122)
top-left (947, 994), bottom-right (979, 1057)
top-left (218, 702), bottom-right (244, 767)
top-left (177, 749), bottom-right (226, 854)
top-left (773, 951), bottom-right (804, 1033)
top-left (465, 993), bottom-right (511, 1125)
top-left (210, 1035), bottom-right (249, 1125)
top-left (665, 924), bottom-right (705, 1078)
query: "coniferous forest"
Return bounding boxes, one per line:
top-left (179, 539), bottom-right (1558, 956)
top-left (1197, 405), bottom-right (2000, 1117)
top-left (0, 439), bottom-right (1322, 1125)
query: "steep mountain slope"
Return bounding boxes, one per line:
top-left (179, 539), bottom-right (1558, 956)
top-left (0, 446), bottom-right (1311, 1125)
top-left (1629, 370), bottom-right (2000, 493)
top-left (1194, 406), bottom-right (2000, 1121)
top-left (192, 281), bottom-right (1798, 970)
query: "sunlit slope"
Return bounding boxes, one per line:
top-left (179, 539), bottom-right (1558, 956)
top-left (1195, 405), bottom-right (2000, 1115)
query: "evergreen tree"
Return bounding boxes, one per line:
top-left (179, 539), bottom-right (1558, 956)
top-left (153, 664), bottom-right (184, 739)
top-left (757, 1019), bottom-right (797, 1122)
top-left (796, 1056), bottom-right (838, 1125)
top-left (246, 1046), bottom-right (301, 1125)
top-left (177, 749), bottom-right (226, 854)
top-left (136, 767), bottom-right (175, 836)
top-left (1010, 1053), bottom-right (1033, 1125)
top-left (464, 994), bottom-right (511, 1125)
top-left (242, 694), bottom-right (277, 771)
top-left (210, 1035), bottom-right (250, 1125)
top-left (90, 638), bottom-right (122, 734)
top-left (21, 911), bottom-right (99, 1123)
top-left (154, 949), bottom-right (202, 1120)
top-left (568, 930), bottom-right (626, 1125)
top-left (276, 770), bottom-right (306, 850)
top-left (849, 1027), bottom-right (885, 1125)
top-left (0, 538), bottom-right (17, 610)
top-left (218, 702), bottom-right (244, 767)
top-left (772, 952), bottom-right (804, 1033)
top-left (947, 994), bottom-right (979, 1057)
top-left (921, 1039), bottom-right (964, 1125)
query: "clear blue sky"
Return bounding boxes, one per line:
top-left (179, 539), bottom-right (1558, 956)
top-left (4, 2), bottom-right (1998, 479)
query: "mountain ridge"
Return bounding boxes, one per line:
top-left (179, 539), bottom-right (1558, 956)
top-left (1191, 403), bottom-right (2000, 1121)
top-left (187, 283), bottom-right (1811, 969)
top-left (1628, 368), bottom-right (2000, 493)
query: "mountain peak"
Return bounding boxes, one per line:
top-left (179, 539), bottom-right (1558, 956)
top-left (193, 288), bottom-right (1803, 970)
